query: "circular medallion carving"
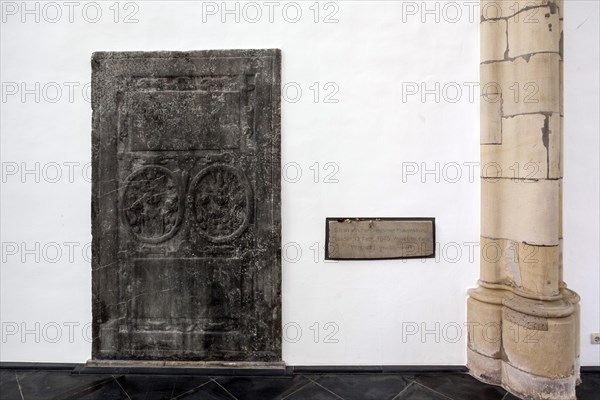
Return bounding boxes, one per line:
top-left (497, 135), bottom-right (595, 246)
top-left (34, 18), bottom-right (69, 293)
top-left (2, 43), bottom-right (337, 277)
top-left (188, 164), bottom-right (252, 243)
top-left (121, 165), bottom-right (182, 243)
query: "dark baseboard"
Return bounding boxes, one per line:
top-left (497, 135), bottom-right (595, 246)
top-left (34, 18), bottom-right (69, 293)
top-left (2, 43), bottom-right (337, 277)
top-left (290, 365), bottom-right (469, 373)
top-left (76, 364), bottom-right (289, 376)
top-left (78, 360), bottom-right (288, 376)
top-left (1, 362), bottom-right (598, 376)
top-left (0, 362), bottom-right (467, 376)
top-left (0, 362), bottom-right (80, 371)
top-left (0, 362), bottom-right (470, 376)
top-left (581, 366), bottom-right (600, 373)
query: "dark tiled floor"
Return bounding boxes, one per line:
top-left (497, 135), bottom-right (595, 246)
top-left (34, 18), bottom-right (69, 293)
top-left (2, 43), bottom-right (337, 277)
top-left (0, 368), bottom-right (598, 400)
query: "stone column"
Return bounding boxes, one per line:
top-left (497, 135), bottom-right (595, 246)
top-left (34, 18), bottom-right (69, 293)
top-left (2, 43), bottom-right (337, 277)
top-left (467, 1), bottom-right (580, 399)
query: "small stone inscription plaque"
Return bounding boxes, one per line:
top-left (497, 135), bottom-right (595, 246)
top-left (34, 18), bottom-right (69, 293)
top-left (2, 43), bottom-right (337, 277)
top-left (325, 218), bottom-right (435, 260)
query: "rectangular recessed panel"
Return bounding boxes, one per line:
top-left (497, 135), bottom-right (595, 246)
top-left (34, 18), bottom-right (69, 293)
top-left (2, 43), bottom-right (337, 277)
top-left (129, 258), bottom-right (242, 322)
top-left (128, 91), bottom-right (241, 151)
top-left (325, 218), bottom-right (435, 260)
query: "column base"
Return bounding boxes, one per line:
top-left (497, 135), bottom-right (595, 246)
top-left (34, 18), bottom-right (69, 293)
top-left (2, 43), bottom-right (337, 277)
top-left (467, 348), bottom-right (577, 400)
top-left (502, 362), bottom-right (576, 400)
top-left (467, 285), bottom-right (580, 400)
top-left (467, 347), bottom-right (502, 386)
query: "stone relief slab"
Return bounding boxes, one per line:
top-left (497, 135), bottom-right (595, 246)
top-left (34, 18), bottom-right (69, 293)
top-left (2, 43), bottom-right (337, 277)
top-left (325, 218), bottom-right (435, 260)
top-left (91, 50), bottom-right (281, 361)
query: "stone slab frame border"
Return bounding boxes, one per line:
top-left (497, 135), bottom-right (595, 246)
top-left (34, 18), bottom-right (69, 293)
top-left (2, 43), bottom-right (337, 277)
top-left (467, 1), bottom-right (580, 399)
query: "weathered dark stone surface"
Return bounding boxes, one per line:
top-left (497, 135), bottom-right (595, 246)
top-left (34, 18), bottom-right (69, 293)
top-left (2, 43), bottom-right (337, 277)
top-left (91, 50), bottom-right (281, 361)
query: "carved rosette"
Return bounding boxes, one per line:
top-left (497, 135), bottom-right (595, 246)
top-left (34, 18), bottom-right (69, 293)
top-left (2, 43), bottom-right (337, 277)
top-left (120, 165), bottom-right (183, 244)
top-left (188, 164), bottom-right (253, 243)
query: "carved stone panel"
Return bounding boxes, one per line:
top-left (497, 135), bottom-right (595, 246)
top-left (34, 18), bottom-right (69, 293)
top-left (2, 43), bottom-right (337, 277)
top-left (91, 50), bottom-right (281, 361)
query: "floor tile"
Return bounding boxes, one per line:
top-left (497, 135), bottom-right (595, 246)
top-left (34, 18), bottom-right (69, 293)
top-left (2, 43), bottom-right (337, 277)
top-left (415, 373), bottom-right (506, 400)
top-left (174, 380), bottom-right (236, 400)
top-left (393, 382), bottom-right (450, 400)
top-left (491, 374), bottom-right (600, 400)
top-left (55, 377), bottom-right (117, 399)
top-left (282, 381), bottom-right (342, 400)
top-left (75, 377), bottom-right (130, 400)
top-left (13, 370), bottom-right (113, 400)
top-left (577, 373), bottom-right (600, 400)
top-left (215, 375), bottom-right (310, 400)
top-left (116, 375), bottom-right (212, 400)
top-left (0, 370), bottom-right (24, 400)
top-left (0, 369), bottom-right (17, 386)
top-left (311, 373), bottom-right (412, 400)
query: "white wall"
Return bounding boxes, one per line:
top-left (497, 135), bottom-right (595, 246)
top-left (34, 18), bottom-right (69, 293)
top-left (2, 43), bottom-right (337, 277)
top-left (563, 0), bottom-right (600, 368)
top-left (0, 1), bottom-right (597, 366)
